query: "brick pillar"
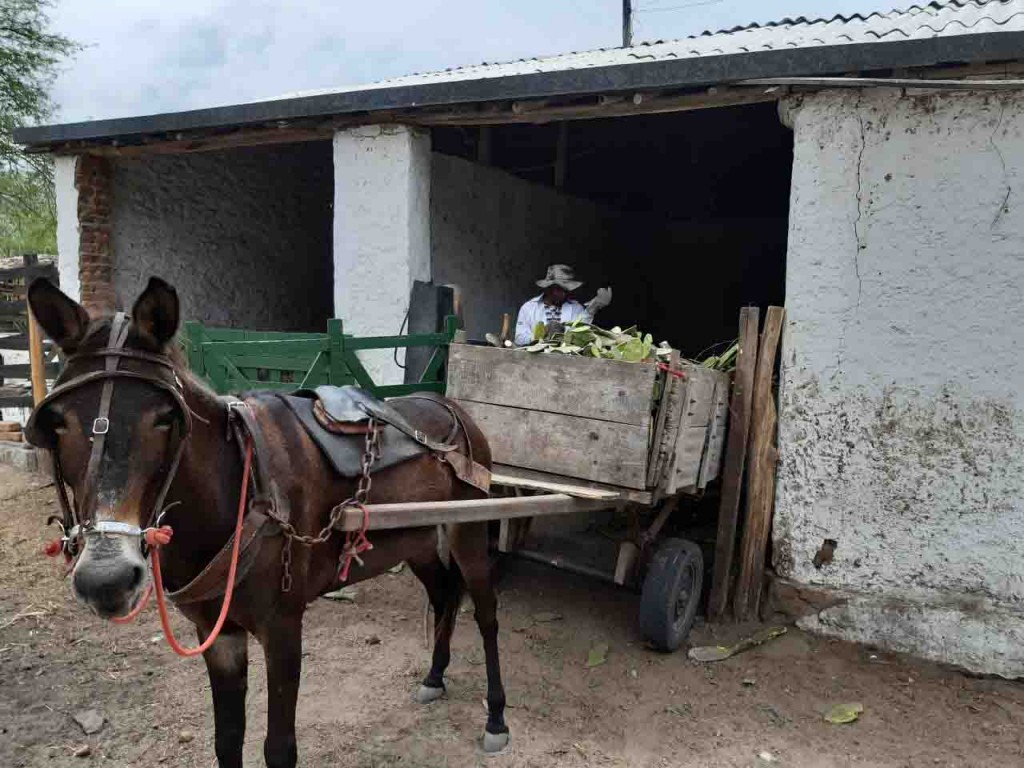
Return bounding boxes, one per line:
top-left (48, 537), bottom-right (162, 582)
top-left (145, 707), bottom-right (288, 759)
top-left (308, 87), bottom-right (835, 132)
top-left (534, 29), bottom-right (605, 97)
top-left (75, 156), bottom-right (117, 314)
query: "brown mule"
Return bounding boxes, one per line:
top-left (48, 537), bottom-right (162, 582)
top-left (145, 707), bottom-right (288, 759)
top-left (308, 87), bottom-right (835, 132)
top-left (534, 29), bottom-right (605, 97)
top-left (25, 277), bottom-right (509, 767)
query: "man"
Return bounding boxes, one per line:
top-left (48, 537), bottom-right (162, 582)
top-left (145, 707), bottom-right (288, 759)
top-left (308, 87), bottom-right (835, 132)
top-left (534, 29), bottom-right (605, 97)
top-left (514, 264), bottom-right (612, 346)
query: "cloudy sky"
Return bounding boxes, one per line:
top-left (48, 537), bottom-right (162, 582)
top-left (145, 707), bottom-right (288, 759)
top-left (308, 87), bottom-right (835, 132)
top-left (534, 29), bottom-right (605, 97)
top-left (49, 0), bottom-right (900, 124)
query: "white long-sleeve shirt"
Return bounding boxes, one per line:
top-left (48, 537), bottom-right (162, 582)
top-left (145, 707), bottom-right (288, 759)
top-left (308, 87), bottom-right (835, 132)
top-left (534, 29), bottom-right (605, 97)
top-left (514, 295), bottom-right (593, 346)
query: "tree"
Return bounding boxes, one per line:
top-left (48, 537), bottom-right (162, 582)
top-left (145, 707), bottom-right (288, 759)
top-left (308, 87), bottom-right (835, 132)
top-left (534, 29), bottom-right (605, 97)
top-left (0, 0), bottom-right (78, 256)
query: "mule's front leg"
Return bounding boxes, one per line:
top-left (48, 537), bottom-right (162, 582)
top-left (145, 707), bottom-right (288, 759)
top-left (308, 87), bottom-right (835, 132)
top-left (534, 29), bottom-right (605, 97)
top-left (199, 622), bottom-right (249, 768)
top-left (260, 614), bottom-right (303, 768)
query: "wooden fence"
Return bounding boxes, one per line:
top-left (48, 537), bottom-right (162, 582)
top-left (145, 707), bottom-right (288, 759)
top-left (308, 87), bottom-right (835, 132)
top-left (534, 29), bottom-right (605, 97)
top-left (0, 255), bottom-right (59, 409)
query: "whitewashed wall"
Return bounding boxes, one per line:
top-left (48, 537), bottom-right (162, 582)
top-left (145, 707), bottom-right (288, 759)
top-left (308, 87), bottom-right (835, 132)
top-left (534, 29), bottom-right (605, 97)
top-left (110, 143), bottom-right (334, 331)
top-left (776, 89), bottom-right (1024, 677)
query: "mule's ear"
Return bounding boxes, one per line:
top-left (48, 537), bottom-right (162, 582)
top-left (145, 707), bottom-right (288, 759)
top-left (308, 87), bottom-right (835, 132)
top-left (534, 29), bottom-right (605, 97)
top-left (27, 278), bottom-right (91, 354)
top-left (132, 277), bottom-right (180, 350)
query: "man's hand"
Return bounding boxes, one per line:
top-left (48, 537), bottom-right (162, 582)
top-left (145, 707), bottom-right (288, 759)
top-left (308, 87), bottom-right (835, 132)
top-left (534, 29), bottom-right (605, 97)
top-left (586, 287), bottom-right (612, 315)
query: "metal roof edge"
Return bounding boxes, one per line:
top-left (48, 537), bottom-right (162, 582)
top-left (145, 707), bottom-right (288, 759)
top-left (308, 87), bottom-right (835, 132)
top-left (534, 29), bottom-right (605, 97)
top-left (15, 28), bottom-right (1024, 149)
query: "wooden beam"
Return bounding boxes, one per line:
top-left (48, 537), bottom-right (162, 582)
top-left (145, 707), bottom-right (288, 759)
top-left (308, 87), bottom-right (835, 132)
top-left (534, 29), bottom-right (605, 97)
top-left (733, 306), bottom-right (785, 621)
top-left (26, 305), bottom-right (47, 405)
top-left (337, 493), bottom-right (611, 532)
top-left (415, 87), bottom-right (781, 126)
top-left (707, 306), bottom-right (760, 621)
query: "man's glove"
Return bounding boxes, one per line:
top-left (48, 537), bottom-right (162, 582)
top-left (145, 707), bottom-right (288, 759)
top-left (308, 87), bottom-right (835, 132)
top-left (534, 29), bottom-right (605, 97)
top-left (545, 319), bottom-right (565, 336)
top-left (585, 287), bottom-right (612, 315)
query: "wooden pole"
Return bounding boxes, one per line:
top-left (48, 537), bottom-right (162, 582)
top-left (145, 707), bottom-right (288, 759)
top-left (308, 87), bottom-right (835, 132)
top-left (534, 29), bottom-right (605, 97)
top-left (23, 255), bottom-right (47, 406)
top-left (707, 306), bottom-right (760, 620)
top-left (622, 0), bottom-right (633, 47)
top-left (733, 306), bottom-right (785, 621)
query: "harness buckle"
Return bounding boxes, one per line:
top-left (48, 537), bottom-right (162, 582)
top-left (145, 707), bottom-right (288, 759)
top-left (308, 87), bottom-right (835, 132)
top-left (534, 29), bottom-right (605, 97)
top-left (92, 417), bottom-right (110, 436)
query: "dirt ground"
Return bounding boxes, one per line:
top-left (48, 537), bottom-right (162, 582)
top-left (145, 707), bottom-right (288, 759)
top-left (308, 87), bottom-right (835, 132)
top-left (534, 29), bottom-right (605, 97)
top-left (2, 465), bottom-right (1024, 768)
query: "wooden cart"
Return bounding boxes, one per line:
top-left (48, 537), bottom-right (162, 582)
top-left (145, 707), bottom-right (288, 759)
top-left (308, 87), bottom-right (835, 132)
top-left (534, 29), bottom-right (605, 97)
top-left (342, 343), bottom-right (731, 651)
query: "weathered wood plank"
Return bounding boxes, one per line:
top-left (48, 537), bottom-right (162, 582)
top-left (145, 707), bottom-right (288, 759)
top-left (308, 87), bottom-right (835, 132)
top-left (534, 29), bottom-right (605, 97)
top-left (0, 301), bottom-right (27, 318)
top-left (492, 463), bottom-right (653, 504)
top-left (447, 344), bottom-right (656, 427)
top-left (0, 363), bottom-right (59, 379)
top-left (0, 333), bottom-right (54, 352)
top-left (491, 472), bottom-right (622, 500)
top-left (682, 366), bottom-right (717, 427)
top-left (338, 493), bottom-right (612, 531)
top-left (456, 400), bottom-right (651, 489)
top-left (646, 351), bottom-right (679, 488)
top-left (670, 425), bottom-right (709, 491)
top-left (733, 306), bottom-right (785, 621)
top-left (698, 373), bottom-right (731, 489)
top-left (707, 306), bottom-right (760, 620)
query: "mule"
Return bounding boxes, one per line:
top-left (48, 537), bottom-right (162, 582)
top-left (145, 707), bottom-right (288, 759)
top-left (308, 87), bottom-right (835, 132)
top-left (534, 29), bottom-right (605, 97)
top-left (25, 277), bottom-right (509, 767)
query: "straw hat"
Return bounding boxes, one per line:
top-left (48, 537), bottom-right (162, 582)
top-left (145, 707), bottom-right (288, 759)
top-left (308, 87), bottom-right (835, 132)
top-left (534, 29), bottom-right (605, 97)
top-left (536, 264), bottom-right (582, 291)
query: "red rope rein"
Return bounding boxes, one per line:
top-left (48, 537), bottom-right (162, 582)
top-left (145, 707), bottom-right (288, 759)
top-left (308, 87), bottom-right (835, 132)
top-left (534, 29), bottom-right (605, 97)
top-left (149, 437), bottom-right (253, 657)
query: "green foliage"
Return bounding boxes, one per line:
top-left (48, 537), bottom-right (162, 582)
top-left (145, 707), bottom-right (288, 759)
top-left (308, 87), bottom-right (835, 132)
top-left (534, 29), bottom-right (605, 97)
top-left (0, 0), bottom-right (79, 256)
top-left (521, 319), bottom-right (672, 363)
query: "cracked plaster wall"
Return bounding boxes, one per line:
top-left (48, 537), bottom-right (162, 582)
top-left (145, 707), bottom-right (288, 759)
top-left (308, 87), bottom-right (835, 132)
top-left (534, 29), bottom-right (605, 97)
top-left (776, 89), bottom-right (1024, 676)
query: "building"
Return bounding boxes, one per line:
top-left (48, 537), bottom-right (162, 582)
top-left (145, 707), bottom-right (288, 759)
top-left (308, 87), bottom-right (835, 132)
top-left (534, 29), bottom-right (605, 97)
top-left (15, 1), bottom-right (1024, 676)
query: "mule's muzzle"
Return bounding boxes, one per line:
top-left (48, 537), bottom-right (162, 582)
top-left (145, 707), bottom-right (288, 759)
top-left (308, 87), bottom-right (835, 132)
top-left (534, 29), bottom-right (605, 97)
top-left (72, 536), bottom-right (147, 618)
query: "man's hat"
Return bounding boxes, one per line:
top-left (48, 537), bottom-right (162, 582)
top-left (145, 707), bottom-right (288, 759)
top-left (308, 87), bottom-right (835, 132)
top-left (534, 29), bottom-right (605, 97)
top-left (536, 264), bottom-right (582, 291)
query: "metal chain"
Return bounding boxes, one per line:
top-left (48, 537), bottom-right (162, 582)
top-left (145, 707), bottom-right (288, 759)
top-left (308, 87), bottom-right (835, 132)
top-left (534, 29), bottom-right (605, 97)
top-left (276, 421), bottom-right (381, 591)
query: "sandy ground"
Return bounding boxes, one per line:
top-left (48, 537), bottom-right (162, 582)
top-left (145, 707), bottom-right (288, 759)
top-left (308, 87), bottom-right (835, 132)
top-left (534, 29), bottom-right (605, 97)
top-left (2, 464), bottom-right (1024, 768)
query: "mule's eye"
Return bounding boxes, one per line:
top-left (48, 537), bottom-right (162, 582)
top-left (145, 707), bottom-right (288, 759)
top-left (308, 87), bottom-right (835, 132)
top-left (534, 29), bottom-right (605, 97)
top-left (153, 409), bottom-right (177, 430)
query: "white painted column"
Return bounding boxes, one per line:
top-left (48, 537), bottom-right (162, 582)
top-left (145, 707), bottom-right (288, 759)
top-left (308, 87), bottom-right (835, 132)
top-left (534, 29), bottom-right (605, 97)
top-left (53, 155), bottom-right (81, 301)
top-left (333, 125), bottom-right (431, 385)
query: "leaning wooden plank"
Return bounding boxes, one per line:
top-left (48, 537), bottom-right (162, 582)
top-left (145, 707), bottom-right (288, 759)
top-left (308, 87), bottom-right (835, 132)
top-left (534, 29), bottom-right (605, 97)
top-left (492, 464), bottom-right (653, 505)
top-left (447, 344), bottom-right (656, 427)
top-left (338, 493), bottom-right (613, 531)
top-left (707, 306), bottom-right (760, 620)
top-left (491, 472), bottom-right (623, 500)
top-left (456, 400), bottom-right (650, 489)
top-left (733, 305), bottom-right (785, 621)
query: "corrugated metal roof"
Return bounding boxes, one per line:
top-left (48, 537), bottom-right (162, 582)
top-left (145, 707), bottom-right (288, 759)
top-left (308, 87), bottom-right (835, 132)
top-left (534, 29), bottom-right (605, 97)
top-left (274, 0), bottom-right (1024, 101)
top-left (17, 0), bottom-right (1024, 149)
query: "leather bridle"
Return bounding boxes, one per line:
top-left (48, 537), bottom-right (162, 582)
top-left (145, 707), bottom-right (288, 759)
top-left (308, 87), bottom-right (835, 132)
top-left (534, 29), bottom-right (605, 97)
top-left (24, 313), bottom-right (192, 559)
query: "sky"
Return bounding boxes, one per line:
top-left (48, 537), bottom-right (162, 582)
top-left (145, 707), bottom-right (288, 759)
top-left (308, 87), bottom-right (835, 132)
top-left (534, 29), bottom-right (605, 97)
top-left (48, 0), bottom-right (903, 124)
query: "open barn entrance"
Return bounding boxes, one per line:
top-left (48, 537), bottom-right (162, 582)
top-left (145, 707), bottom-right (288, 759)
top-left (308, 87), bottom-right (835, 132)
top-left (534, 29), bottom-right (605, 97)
top-left (430, 101), bottom-right (793, 599)
top-left (430, 101), bottom-right (791, 356)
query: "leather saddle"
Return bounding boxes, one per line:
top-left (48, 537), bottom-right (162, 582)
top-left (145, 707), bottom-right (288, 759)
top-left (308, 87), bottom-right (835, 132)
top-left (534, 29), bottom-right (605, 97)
top-left (278, 386), bottom-right (458, 480)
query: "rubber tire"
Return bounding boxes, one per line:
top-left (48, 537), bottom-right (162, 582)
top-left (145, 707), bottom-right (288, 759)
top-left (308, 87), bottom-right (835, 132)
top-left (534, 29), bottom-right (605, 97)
top-left (639, 538), bottom-right (704, 653)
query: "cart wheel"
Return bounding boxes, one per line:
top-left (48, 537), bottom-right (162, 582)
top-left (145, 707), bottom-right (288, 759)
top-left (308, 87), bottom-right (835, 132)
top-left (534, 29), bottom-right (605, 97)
top-left (639, 538), bottom-right (703, 652)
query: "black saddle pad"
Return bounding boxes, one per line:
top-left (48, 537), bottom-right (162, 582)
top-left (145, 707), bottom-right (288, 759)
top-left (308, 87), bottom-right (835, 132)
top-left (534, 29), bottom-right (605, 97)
top-left (278, 394), bottom-right (428, 478)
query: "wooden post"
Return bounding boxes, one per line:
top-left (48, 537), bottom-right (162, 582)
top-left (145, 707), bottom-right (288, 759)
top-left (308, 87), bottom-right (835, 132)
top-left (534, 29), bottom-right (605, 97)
top-left (23, 255), bottom-right (47, 406)
top-left (733, 306), bottom-right (785, 621)
top-left (707, 307), bottom-right (760, 620)
top-left (622, 0), bottom-right (633, 47)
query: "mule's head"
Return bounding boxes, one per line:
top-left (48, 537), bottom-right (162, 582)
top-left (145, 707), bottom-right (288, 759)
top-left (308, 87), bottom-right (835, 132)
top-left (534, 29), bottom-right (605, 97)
top-left (26, 278), bottom-right (186, 618)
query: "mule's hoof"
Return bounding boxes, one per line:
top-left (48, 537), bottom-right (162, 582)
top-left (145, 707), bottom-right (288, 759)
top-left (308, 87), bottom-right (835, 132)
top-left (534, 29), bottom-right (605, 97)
top-left (416, 684), bottom-right (445, 704)
top-left (482, 729), bottom-right (510, 754)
